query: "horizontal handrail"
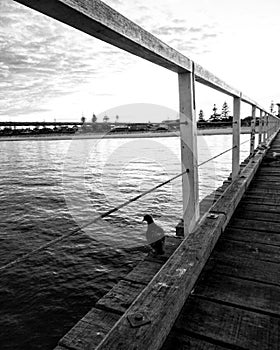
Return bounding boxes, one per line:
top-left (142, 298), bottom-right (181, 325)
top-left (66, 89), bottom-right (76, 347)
top-left (14, 0), bottom-right (273, 114)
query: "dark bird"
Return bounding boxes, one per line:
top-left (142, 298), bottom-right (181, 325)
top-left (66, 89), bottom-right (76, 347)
top-left (143, 214), bottom-right (165, 255)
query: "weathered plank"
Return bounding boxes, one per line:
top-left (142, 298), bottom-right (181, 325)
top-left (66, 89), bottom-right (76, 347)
top-left (243, 196), bottom-right (280, 207)
top-left (179, 71), bottom-right (200, 234)
top-left (214, 239), bottom-right (280, 264)
top-left (223, 227), bottom-right (280, 246)
top-left (95, 214), bottom-right (225, 350)
top-left (243, 194), bottom-right (280, 206)
top-left (193, 273), bottom-right (280, 316)
top-left (246, 185), bottom-right (280, 195)
top-left (124, 260), bottom-right (163, 285)
top-left (236, 203), bottom-right (280, 215)
top-left (96, 279), bottom-right (146, 315)
top-left (171, 297), bottom-right (280, 350)
top-left (161, 331), bottom-right (230, 350)
top-left (205, 255), bottom-right (280, 286)
top-left (233, 209), bottom-right (280, 224)
top-left (228, 217), bottom-right (280, 233)
top-left (58, 308), bottom-right (120, 350)
top-left (253, 176), bottom-right (280, 183)
top-left (232, 96), bottom-right (241, 178)
top-left (210, 178), bottom-right (247, 229)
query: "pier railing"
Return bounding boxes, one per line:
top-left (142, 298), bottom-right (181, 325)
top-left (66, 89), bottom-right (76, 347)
top-left (14, 0), bottom-right (280, 236)
top-left (11, 1), bottom-right (280, 349)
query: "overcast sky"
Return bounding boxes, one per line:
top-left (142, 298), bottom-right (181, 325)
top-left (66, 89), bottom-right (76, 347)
top-left (0, 0), bottom-right (279, 122)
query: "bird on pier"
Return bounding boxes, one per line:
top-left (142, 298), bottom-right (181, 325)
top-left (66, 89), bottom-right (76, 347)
top-left (143, 214), bottom-right (165, 255)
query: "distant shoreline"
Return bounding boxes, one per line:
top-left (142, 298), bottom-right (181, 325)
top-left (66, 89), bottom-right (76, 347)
top-left (0, 127), bottom-right (253, 142)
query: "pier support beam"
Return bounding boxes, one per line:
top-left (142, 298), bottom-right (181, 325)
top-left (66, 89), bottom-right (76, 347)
top-left (232, 96), bottom-right (241, 179)
top-left (178, 67), bottom-right (199, 236)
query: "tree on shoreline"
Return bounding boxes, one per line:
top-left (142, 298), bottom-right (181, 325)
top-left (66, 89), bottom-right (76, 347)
top-left (198, 109), bottom-right (206, 122)
top-left (221, 101), bottom-right (230, 120)
top-left (103, 115), bottom-right (109, 123)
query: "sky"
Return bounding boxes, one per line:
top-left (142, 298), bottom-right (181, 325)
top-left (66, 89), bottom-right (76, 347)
top-left (0, 0), bottom-right (279, 123)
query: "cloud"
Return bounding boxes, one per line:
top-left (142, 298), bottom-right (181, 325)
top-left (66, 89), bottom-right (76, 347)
top-left (152, 26), bottom-right (188, 36)
top-left (0, 0), bottom-right (138, 119)
top-left (202, 33), bottom-right (218, 39)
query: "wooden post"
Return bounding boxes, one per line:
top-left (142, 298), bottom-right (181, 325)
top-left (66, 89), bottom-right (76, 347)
top-left (263, 113), bottom-right (268, 142)
top-left (178, 67), bottom-right (199, 236)
top-left (267, 115), bottom-right (271, 138)
top-left (232, 96), bottom-right (241, 179)
top-left (258, 111), bottom-right (263, 144)
top-left (250, 105), bottom-right (256, 155)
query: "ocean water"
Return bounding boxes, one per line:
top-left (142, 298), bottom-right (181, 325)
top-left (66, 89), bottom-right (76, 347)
top-left (0, 134), bottom-right (250, 350)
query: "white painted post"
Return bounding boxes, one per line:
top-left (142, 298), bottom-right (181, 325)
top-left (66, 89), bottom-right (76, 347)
top-left (250, 105), bottom-right (256, 156)
top-left (267, 115), bottom-right (272, 138)
top-left (258, 111), bottom-right (263, 144)
top-left (263, 113), bottom-right (268, 142)
top-left (232, 96), bottom-right (241, 179)
top-left (178, 67), bottom-right (199, 236)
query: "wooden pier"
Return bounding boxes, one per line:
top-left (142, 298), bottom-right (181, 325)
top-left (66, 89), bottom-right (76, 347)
top-left (52, 131), bottom-right (280, 350)
top-left (161, 132), bottom-right (280, 350)
top-left (12, 1), bottom-right (280, 349)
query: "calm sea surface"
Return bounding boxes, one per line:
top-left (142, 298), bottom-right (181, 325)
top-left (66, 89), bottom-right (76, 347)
top-left (0, 134), bottom-right (250, 350)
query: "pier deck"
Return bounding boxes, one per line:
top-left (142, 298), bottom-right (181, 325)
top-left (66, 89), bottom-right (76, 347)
top-left (161, 134), bottom-right (280, 350)
top-left (54, 133), bottom-right (280, 350)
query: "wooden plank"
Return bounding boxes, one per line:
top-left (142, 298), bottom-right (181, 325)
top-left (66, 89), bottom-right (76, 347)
top-left (253, 176), bottom-right (280, 183)
top-left (237, 202), bottom-right (280, 215)
top-left (206, 255), bottom-right (280, 286)
top-left (258, 111), bottom-right (264, 144)
top-left (193, 274), bottom-right (280, 316)
top-left (243, 197), bottom-right (280, 207)
top-left (246, 187), bottom-right (280, 195)
top-left (233, 209), bottom-right (280, 224)
top-left (210, 178), bottom-right (247, 229)
top-left (223, 227), bottom-right (280, 246)
top-left (243, 194), bottom-right (280, 206)
top-left (96, 279), bottom-right (146, 315)
top-left (95, 214), bottom-right (225, 350)
top-left (179, 71), bottom-right (199, 235)
top-left (124, 260), bottom-right (163, 285)
top-left (232, 96), bottom-right (241, 179)
top-left (172, 297), bottom-right (280, 350)
top-left (161, 331), bottom-right (230, 350)
top-left (59, 308), bottom-right (120, 350)
top-left (214, 239), bottom-right (280, 264)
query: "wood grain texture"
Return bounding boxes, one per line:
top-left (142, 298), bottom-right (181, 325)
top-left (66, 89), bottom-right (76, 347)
top-left (193, 273), bottom-right (280, 316)
top-left (95, 214), bottom-right (225, 350)
top-left (205, 255), bottom-right (280, 286)
top-left (223, 227), bottom-right (280, 246)
top-left (58, 308), bottom-right (120, 350)
top-left (172, 297), bottom-right (280, 350)
top-left (214, 238), bottom-right (280, 264)
top-left (96, 279), bottom-right (146, 314)
top-left (161, 331), bottom-right (230, 350)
